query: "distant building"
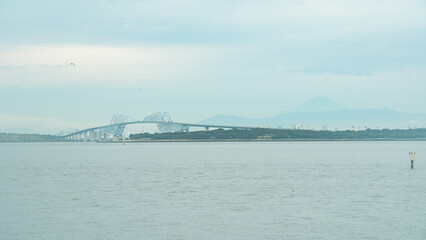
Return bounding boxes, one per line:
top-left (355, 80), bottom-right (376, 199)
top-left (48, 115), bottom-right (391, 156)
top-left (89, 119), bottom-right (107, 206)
top-left (322, 125), bottom-right (328, 131)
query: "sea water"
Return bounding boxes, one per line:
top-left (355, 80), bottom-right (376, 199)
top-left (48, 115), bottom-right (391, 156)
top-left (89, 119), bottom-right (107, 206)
top-left (0, 141), bottom-right (425, 239)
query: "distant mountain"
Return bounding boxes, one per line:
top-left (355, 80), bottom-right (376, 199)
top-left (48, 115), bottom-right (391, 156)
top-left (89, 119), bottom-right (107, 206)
top-left (199, 97), bottom-right (426, 130)
top-left (199, 114), bottom-right (257, 126)
top-left (291, 96), bottom-right (346, 113)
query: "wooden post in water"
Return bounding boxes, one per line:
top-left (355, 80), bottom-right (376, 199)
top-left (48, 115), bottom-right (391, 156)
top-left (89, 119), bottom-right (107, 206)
top-left (409, 152), bottom-right (416, 169)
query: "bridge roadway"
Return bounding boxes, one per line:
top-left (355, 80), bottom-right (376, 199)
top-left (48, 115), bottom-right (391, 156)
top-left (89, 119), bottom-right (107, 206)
top-left (64, 120), bottom-right (261, 140)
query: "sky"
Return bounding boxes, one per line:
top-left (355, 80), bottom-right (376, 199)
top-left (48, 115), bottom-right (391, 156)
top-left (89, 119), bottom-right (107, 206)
top-left (0, 0), bottom-right (425, 133)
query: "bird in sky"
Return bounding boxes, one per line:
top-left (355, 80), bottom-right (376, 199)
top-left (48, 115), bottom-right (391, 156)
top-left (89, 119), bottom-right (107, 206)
top-left (70, 63), bottom-right (75, 66)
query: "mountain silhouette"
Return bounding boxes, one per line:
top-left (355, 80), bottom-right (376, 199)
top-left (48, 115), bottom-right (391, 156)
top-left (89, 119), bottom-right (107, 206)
top-left (199, 97), bottom-right (426, 129)
top-left (291, 97), bottom-right (346, 113)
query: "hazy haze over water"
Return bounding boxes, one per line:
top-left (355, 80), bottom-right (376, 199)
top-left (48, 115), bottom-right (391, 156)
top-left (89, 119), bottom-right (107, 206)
top-left (1, 142), bottom-right (425, 239)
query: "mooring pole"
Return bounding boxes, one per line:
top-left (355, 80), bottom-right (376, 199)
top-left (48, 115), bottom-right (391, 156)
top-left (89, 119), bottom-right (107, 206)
top-left (409, 152), bottom-right (416, 169)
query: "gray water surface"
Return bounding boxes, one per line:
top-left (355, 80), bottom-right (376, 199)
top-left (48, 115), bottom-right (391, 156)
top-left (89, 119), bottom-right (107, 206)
top-left (1, 141), bottom-right (425, 239)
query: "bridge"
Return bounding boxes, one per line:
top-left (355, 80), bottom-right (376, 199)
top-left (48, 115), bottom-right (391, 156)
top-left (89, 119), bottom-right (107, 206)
top-left (64, 112), bottom-right (259, 141)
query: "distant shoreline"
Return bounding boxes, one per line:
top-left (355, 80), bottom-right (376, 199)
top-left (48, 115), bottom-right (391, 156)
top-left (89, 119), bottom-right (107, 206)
top-left (2, 138), bottom-right (426, 143)
top-left (2, 128), bottom-right (426, 142)
top-left (107, 138), bottom-right (426, 143)
top-left (127, 128), bottom-right (426, 143)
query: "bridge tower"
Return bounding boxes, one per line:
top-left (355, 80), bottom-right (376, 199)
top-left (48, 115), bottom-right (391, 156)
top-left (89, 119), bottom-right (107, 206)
top-left (143, 112), bottom-right (190, 133)
top-left (102, 114), bottom-right (136, 140)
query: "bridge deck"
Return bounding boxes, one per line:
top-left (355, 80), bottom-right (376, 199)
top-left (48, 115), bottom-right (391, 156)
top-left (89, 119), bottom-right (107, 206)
top-left (64, 121), bottom-right (261, 137)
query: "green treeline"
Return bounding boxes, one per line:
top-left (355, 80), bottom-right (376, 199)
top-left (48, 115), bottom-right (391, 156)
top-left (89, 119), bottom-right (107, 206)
top-left (129, 128), bottom-right (426, 141)
top-left (0, 133), bottom-right (64, 142)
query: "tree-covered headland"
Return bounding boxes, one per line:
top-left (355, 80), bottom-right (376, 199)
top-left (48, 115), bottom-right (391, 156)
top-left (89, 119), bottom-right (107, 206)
top-left (0, 133), bottom-right (64, 142)
top-left (129, 128), bottom-right (426, 141)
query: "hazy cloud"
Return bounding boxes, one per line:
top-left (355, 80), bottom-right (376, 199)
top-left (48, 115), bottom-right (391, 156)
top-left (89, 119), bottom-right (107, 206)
top-left (0, 0), bottom-right (425, 131)
top-left (0, 113), bottom-right (93, 134)
top-left (0, 65), bottom-right (26, 70)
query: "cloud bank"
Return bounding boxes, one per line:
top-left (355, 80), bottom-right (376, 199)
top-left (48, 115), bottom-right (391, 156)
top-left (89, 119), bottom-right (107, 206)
top-left (0, 0), bottom-right (425, 132)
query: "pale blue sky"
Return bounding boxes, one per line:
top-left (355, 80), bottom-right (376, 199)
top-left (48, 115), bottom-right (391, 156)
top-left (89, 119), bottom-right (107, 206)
top-left (0, 0), bottom-right (425, 133)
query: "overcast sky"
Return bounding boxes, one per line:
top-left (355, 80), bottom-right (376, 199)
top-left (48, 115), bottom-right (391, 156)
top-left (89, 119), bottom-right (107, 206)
top-left (0, 0), bottom-right (425, 133)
